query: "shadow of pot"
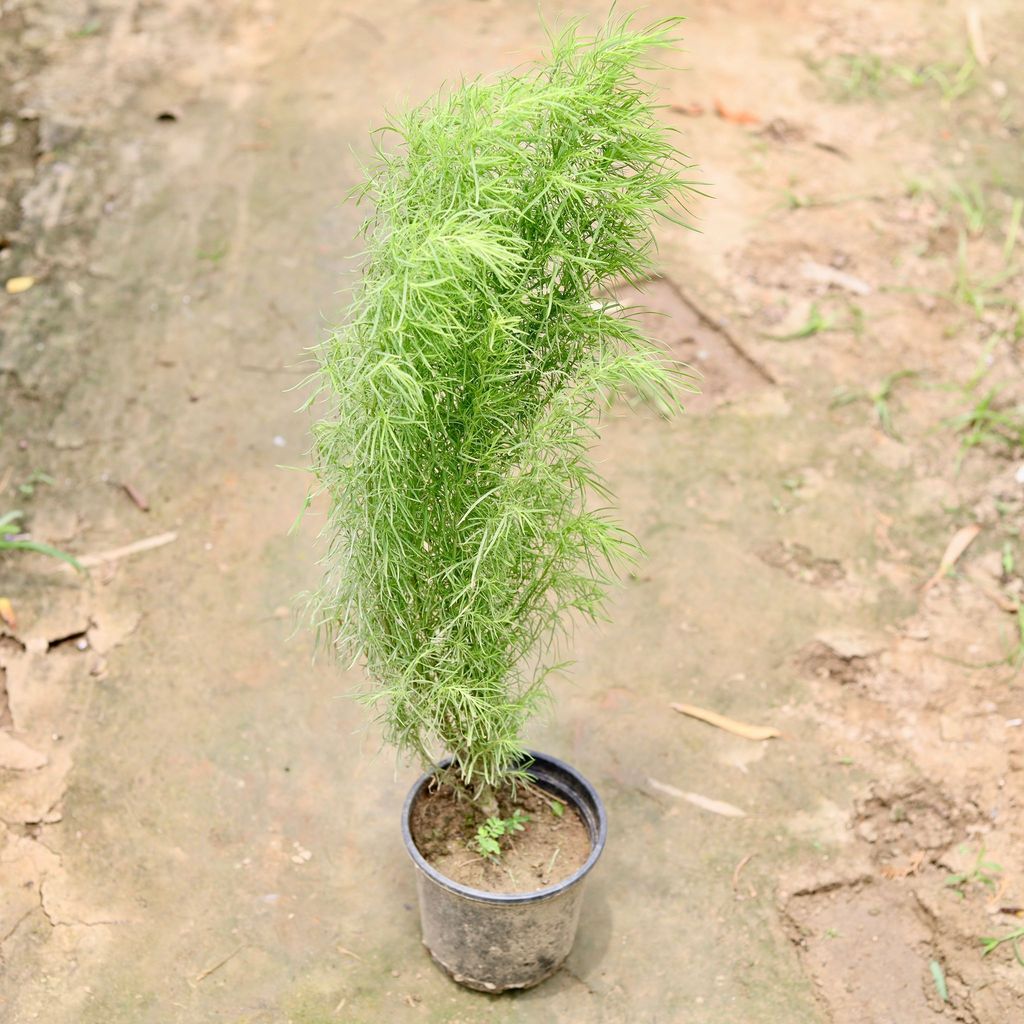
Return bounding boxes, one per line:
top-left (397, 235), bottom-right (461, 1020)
top-left (401, 750), bottom-right (607, 992)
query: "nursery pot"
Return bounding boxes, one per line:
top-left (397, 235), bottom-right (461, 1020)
top-left (401, 751), bottom-right (607, 992)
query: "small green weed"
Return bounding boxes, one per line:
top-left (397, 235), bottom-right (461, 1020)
top-left (981, 925), bottom-right (1024, 967)
top-left (197, 241), bottom-right (229, 263)
top-left (846, 302), bottom-right (867, 338)
top-left (945, 845), bottom-right (1003, 897)
top-left (777, 189), bottom-right (872, 212)
top-left (812, 49), bottom-right (977, 105)
top-left (951, 232), bottom-right (1018, 315)
top-left (18, 471), bottom-right (55, 497)
top-left (474, 810), bottom-right (529, 859)
top-left (71, 20), bottom-right (102, 38)
top-left (831, 370), bottom-right (918, 440)
top-left (813, 52), bottom-right (890, 101)
top-left (766, 303), bottom-right (832, 341)
top-left (947, 180), bottom-right (990, 237)
top-left (1005, 197), bottom-right (1023, 262)
top-left (1002, 541), bottom-right (1016, 577)
top-left (945, 386), bottom-right (1024, 464)
top-left (0, 510), bottom-right (83, 571)
top-left (915, 54), bottom-right (978, 105)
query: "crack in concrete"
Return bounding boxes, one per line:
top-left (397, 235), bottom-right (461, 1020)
top-left (0, 906), bottom-right (38, 946)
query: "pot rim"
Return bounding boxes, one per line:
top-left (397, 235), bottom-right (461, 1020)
top-left (401, 749), bottom-right (607, 906)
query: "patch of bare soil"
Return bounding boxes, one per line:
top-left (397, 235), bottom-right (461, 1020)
top-left (410, 781), bottom-right (590, 894)
top-left (787, 880), bottom-right (950, 1023)
top-left (759, 541), bottom-right (846, 586)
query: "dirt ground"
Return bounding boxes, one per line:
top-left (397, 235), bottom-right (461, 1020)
top-left (1, 1), bottom-right (1023, 1021)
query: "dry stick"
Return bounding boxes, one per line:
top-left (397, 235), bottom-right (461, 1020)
top-left (545, 846), bottom-right (561, 879)
top-left (966, 7), bottom-right (990, 66)
top-left (61, 530), bottom-right (178, 570)
top-left (647, 777), bottom-right (746, 817)
top-left (966, 572), bottom-right (1019, 614)
top-left (193, 944), bottom-right (245, 985)
top-left (732, 853), bottom-right (757, 898)
top-left (120, 481), bottom-right (150, 512)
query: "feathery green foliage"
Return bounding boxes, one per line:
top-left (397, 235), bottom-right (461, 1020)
top-left (309, 17), bottom-right (698, 794)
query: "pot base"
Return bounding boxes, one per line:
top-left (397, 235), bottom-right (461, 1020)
top-left (423, 940), bottom-right (565, 993)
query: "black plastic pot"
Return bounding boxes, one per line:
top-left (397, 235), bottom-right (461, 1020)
top-left (401, 750), bottom-right (607, 992)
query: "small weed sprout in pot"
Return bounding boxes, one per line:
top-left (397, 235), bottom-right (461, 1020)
top-left (306, 15), bottom-right (698, 991)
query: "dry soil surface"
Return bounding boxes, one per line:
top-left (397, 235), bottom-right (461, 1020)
top-left (1, 2), bottom-right (1023, 1022)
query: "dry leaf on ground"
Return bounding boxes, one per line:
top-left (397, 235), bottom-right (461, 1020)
top-left (0, 598), bottom-right (15, 629)
top-left (671, 702), bottom-right (780, 740)
top-left (713, 98), bottom-right (759, 125)
top-left (5, 276), bottom-right (35, 294)
top-left (921, 524), bottom-right (981, 591)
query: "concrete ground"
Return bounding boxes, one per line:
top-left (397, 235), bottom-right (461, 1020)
top-left (2, 2), bottom-right (1023, 1022)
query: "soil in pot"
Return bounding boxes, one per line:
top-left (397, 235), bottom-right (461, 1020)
top-left (409, 780), bottom-right (591, 894)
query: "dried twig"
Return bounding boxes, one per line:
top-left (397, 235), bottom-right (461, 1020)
top-left (545, 846), bottom-right (561, 878)
top-left (965, 7), bottom-right (990, 66)
top-left (121, 482), bottom-right (150, 512)
top-left (63, 531), bottom-right (178, 570)
top-left (965, 572), bottom-right (1019, 613)
top-left (193, 944), bottom-right (245, 985)
top-left (647, 777), bottom-right (746, 817)
top-left (732, 852), bottom-right (757, 897)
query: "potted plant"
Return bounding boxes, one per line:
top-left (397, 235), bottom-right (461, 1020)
top-left (307, 16), bottom-right (696, 992)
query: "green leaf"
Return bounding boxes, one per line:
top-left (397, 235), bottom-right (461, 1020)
top-left (548, 799), bottom-right (565, 818)
top-left (0, 538), bottom-right (84, 572)
top-left (765, 303), bottom-right (832, 341)
top-left (1002, 542), bottom-right (1015, 576)
top-left (929, 960), bottom-right (948, 1003)
top-left (0, 510), bottom-right (24, 533)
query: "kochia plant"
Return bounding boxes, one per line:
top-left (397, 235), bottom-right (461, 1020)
top-left (310, 18), bottom-right (696, 797)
